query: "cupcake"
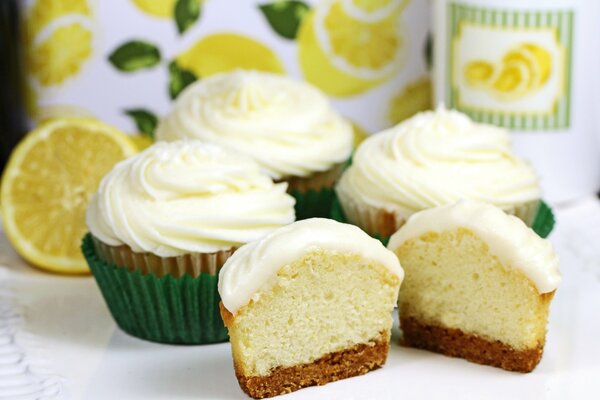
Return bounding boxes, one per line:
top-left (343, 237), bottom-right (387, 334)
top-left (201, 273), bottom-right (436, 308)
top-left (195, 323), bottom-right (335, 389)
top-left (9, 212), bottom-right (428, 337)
top-left (156, 69), bottom-right (353, 220)
top-left (218, 218), bottom-right (403, 398)
top-left (336, 107), bottom-right (542, 239)
top-left (387, 201), bottom-right (560, 372)
top-left (81, 141), bottom-right (295, 344)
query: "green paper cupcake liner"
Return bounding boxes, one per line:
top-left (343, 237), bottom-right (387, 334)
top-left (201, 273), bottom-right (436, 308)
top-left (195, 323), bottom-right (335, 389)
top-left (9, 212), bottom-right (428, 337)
top-left (292, 187), bottom-right (337, 220)
top-left (330, 197), bottom-right (555, 243)
top-left (82, 234), bottom-right (228, 344)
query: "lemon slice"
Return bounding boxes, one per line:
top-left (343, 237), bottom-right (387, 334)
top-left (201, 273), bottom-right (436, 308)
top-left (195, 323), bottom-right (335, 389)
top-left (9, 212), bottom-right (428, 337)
top-left (464, 60), bottom-right (495, 87)
top-left (28, 22), bottom-right (93, 86)
top-left (503, 43), bottom-right (552, 90)
top-left (0, 118), bottom-right (138, 274)
top-left (491, 60), bottom-right (531, 101)
top-left (298, 0), bottom-right (409, 97)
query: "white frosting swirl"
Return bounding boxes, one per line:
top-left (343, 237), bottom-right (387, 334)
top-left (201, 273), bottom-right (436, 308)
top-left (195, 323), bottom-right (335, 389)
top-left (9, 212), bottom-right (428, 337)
top-left (86, 141), bottom-right (295, 256)
top-left (156, 70), bottom-right (353, 179)
top-left (218, 218), bottom-right (404, 314)
top-left (387, 201), bottom-right (561, 293)
top-left (336, 108), bottom-right (541, 218)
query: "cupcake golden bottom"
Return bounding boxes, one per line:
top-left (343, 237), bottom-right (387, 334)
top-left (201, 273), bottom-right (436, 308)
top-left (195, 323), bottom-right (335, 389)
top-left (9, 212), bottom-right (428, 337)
top-left (82, 234), bottom-right (232, 344)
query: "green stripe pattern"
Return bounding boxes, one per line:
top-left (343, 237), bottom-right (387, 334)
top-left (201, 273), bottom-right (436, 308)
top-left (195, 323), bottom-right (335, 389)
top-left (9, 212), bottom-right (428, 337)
top-left (447, 3), bottom-right (574, 131)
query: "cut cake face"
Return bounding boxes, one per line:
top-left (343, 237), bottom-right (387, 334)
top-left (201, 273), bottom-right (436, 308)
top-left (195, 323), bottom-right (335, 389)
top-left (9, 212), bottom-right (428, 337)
top-left (387, 201), bottom-right (560, 372)
top-left (218, 218), bottom-right (403, 398)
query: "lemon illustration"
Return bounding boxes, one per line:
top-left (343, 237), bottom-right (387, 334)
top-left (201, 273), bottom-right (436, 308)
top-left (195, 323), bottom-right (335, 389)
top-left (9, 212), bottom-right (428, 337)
top-left (464, 60), bottom-right (495, 88)
top-left (131, 0), bottom-right (177, 18)
top-left (387, 77), bottom-right (432, 124)
top-left (28, 23), bottom-right (93, 86)
top-left (463, 43), bottom-right (552, 101)
top-left (297, 0), bottom-right (409, 97)
top-left (490, 61), bottom-right (532, 101)
top-left (175, 33), bottom-right (285, 78)
top-left (503, 43), bottom-right (552, 90)
top-left (25, 0), bottom-right (91, 39)
top-left (350, 120), bottom-right (370, 148)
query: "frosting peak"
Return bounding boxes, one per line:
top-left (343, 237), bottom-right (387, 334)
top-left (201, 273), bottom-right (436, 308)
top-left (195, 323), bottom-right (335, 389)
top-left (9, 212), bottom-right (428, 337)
top-left (86, 141), bottom-right (295, 256)
top-left (218, 218), bottom-right (404, 314)
top-left (156, 70), bottom-right (353, 179)
top-left (336, 107), bottom-right (541, 218)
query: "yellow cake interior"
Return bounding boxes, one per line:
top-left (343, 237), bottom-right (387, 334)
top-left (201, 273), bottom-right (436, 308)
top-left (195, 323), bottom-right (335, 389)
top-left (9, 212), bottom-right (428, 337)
top-left (225, 249), bottom-right (400, 377)
top-left (396, 228), bottom-right (552, 350)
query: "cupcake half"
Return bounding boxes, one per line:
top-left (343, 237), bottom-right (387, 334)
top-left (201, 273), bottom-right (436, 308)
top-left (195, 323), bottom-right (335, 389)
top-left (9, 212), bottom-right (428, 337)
top-left (156, 70), bottom-right (354, 220)
top-left (82, 141), bottom-right (295, 344)
top-left (336, 107), bottom-right (542, 239)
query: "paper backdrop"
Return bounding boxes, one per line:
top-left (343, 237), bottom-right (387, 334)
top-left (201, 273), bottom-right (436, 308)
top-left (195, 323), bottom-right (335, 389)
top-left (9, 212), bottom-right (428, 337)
top-left (22, 0), bottom-right (432, 137)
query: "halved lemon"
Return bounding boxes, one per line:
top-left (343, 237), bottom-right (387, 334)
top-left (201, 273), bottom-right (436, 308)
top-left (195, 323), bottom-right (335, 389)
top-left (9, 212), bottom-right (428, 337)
top-left (0, 118), bottom-right (137, 274)
top-left (298, 0), bottom-right (409, 97)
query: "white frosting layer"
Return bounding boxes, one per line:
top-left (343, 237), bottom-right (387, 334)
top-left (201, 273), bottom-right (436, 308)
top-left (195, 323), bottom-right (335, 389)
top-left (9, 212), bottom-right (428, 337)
top-left (156, 70), bottom-right (353, 179)
top-left (336, 107), bottom-right (541, 218)
top-left (387, 201), bottom-right (561, 293)
top-left (218, 218), bottom-right (404, 314)
top-left (86, 141), bottom-right (295, 256)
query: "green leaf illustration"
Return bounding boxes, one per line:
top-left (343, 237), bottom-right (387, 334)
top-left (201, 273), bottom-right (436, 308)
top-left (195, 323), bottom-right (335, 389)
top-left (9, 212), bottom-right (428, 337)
top-left (531, 201), bottom-right (555, 238)
top-left (124, 109), bottom-right (158, 139)
top-left (259, 1), bottom-right (309, 40)
top-left (108, 41), bottom-right (161, 72)
top-left (175, 0), bottom-right (202, 34)
top-left (424, 33), bottom-right (433, 71)
top-left (169, 61), bottom-right (198, 99)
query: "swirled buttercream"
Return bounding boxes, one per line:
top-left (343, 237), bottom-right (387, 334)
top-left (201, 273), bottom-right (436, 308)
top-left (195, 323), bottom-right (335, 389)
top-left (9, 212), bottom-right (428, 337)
top-left (218, 218), bottom-right (404, 314)
top-left (336, 107), bottom-right (541, 218)
top-left (387, 201), bottom-right (561, 293)
top-left (86, 141), bottom-right (295, 256)
top-left (156, 70), bottom-right (353, 179)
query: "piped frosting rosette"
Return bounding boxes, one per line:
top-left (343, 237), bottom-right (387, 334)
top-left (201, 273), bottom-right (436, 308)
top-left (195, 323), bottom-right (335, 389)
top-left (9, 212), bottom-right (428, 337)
top-left (336, 107), bottom-right (541, 236)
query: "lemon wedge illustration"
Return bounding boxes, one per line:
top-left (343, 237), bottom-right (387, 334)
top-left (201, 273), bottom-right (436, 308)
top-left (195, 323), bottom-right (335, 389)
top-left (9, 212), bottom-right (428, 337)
top-left (175, 33), bottom-right (285, 78)
top-left (298, 0), bottom-right (409, 97)
top-left (387, 76), bottom-right (432, 124)
top-left (131, 0), bottom-right (177, 18)
top-left (464, 60), bottom-right (495, 87)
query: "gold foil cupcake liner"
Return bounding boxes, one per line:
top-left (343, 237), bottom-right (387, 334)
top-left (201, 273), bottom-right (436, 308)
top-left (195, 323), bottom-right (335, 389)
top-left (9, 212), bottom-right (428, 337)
top-left (91, 236), bottom-right (235, 278)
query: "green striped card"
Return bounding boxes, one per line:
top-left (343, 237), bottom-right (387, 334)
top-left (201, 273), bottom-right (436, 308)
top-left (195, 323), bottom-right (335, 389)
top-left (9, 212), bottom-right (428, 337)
top-left (446, 3), bottom-right (574, 131)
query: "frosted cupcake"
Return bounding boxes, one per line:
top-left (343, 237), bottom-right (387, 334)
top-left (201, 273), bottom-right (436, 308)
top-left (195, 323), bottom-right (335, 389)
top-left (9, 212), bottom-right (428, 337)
top-left (156, 70), bottom-right (353, 219)
top-left (81, 141), bottom-right (295, 344)
top-left (336, 107), bottom-right (542, 239)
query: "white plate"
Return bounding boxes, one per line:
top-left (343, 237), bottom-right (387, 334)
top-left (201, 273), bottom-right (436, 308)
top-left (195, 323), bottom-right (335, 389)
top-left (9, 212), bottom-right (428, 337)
top-left (1, 198), bottom-right (600, 399)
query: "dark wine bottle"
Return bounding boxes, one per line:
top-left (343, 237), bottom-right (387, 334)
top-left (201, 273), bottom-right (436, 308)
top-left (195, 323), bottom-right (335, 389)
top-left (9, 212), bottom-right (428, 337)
top-left (0, 0), bottom-right (27, 175)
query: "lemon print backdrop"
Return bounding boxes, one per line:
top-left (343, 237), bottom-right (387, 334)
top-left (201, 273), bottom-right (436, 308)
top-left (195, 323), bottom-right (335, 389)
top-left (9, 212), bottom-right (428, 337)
top-left (23, 0), bottom-right (431, 136)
